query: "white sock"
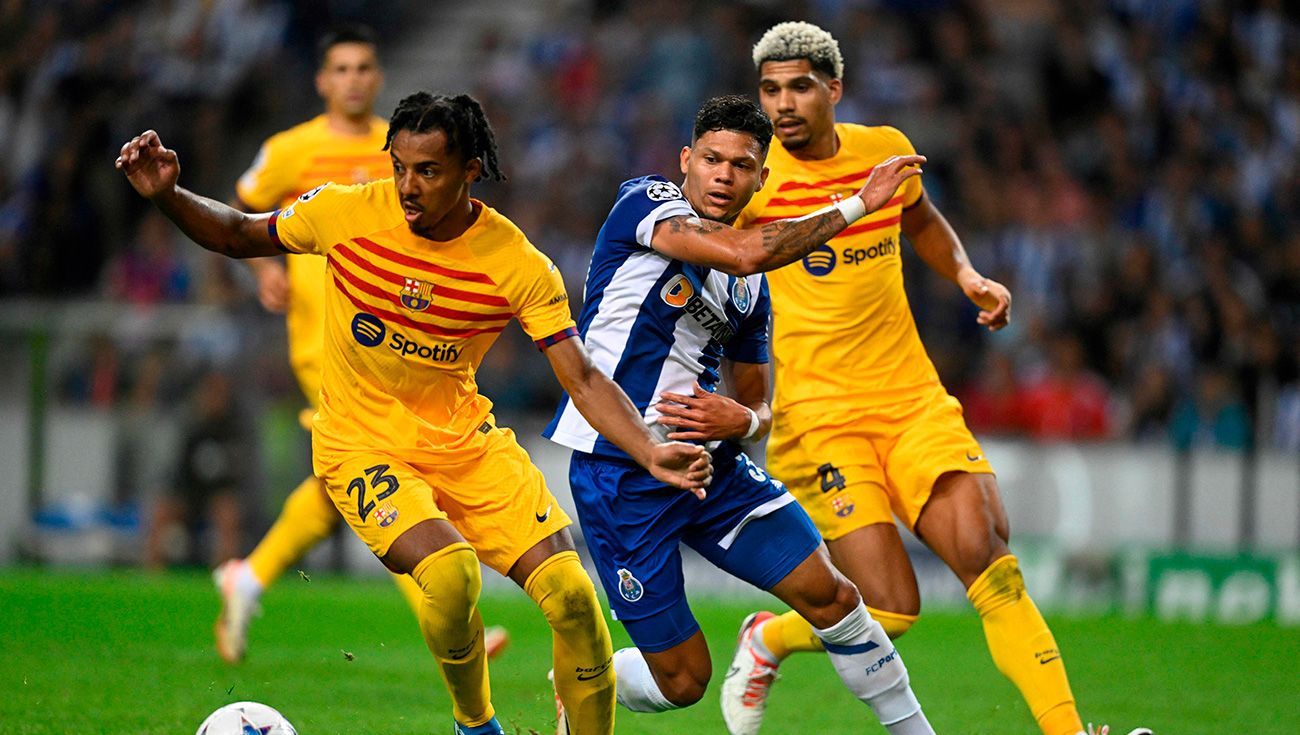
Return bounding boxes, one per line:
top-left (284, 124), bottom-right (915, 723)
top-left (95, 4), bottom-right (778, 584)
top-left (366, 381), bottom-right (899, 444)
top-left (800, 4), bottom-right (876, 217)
top-left (612, 647), bottom-right (677, 712)
top-left (234, 560), bottom-right (263, 600)
top-left (815, 603), bottom-right (931, 733)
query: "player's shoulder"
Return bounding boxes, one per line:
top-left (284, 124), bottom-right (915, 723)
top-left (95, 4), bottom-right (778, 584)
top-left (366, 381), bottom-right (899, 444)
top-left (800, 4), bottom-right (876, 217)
top-left (262, 114), bottom-right (330, 152)
top-left (281, 178), bottom-right (395, 228)
top-left (839, 122), bottom-right (916, 156)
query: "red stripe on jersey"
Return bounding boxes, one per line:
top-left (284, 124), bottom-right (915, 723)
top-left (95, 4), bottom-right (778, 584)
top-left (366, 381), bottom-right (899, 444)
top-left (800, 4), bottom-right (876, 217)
top-left (433, 283), bottom-right (511, 308)
top-left (332, 244), bottom-right (514, 321)
top-left (837, 215), bottom-right (902, 238)
top-left (351, 236), bottom-right (498, 285)
top-left (776, 167), bottom-right (876, 192)
top-left (748, 196), bottom-right (904, 225)
top-left (330, 270), bottom-right (507, 339)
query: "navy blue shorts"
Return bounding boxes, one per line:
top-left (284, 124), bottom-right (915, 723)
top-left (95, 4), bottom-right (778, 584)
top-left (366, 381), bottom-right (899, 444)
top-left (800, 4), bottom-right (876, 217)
top-left (569, 445), bottom-right (821, 652)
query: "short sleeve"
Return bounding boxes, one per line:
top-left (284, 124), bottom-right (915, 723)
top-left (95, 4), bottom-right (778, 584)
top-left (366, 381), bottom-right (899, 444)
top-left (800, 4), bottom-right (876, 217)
top-left (879, 126), bottom-right (924, 209)
top-left (723, 276), bottom-right (770, 364)
top-left (235, 139), bottom-right (296, 212)
top-left (269, 183), bottom-right (337, 256)
top-left (508, 243), bottom-right (577, 347)
top-left (610, 178), bottom-right (696, 250)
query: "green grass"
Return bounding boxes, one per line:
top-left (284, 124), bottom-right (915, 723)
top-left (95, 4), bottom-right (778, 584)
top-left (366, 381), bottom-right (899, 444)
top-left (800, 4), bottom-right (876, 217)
top-left (0, 570), bottom-right (1294, 734)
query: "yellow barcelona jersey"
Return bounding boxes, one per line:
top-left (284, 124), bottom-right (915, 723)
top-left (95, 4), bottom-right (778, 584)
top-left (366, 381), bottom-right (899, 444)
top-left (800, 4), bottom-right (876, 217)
top-left (236, 114), bottom-right (391, 406)
top-left (735, 123), bottom-right (936, 411)
top-left (271, 180), bottom-right (576, 463)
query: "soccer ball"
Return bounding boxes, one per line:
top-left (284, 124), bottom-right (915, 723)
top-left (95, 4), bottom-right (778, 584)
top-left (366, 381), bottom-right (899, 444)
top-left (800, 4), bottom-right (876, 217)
top-left (195, 701), bottom-right (297, 735)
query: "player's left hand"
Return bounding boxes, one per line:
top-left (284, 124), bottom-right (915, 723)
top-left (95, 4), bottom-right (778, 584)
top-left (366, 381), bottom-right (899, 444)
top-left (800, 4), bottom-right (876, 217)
top-left (656, 383), bottom-right (751, 441)
top-left (648, 442), bottom-right (713, 499)
top-left (959, 269), bottom-right (1012, 331)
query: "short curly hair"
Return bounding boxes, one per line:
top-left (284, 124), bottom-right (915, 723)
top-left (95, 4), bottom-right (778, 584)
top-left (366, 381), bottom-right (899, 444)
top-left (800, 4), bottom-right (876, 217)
top-left (692, 95), bottom-right (773, 151)
top-left (752, 21), bottom-right (844, 80)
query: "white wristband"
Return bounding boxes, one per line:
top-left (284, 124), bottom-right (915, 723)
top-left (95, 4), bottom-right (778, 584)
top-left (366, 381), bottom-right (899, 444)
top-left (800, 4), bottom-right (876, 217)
top-left (834, 195), bottom-right (867, 224)
top-left (741, 407), bottom-right (761, 441)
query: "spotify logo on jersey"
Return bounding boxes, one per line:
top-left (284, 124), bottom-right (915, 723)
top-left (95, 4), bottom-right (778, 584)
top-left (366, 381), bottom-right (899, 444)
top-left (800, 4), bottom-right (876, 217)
top-left (352, 313), bottom-right (386, 347)
top-left (802, 245), bottom-right (837, 276)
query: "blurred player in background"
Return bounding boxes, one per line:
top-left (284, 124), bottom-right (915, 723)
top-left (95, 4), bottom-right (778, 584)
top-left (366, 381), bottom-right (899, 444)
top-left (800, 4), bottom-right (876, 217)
top-left (211, 24), bottom-right (507, 665)
top-left (117, 91), bottom-right (712, 735)
top-left (716, 22), bottom-right (1149, 735)
top-left (548, 95), bottom-right (935, 735)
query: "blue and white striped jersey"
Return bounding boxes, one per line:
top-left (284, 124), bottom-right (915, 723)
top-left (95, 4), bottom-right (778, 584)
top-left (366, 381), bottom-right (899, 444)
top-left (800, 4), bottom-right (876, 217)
top-left (544, 175), bottom-right (770, 460)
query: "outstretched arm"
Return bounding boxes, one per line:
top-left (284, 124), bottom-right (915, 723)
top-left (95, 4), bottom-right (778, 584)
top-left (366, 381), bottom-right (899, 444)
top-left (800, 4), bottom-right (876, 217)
top-left (650, 154), bottom-right (925, 276)
top-left (901, 193), bottom-right (1011, 331)
top-left (544, 338), bottom-right (713, 497)
top-left (116, 130), bottom-right (282, 259)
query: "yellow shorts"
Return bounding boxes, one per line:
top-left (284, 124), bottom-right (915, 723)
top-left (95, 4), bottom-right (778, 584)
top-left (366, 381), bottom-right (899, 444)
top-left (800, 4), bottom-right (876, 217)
top-left (767, 384), bottom-right (994, 539)
top-left (315, 425), bottom-right (571, 575)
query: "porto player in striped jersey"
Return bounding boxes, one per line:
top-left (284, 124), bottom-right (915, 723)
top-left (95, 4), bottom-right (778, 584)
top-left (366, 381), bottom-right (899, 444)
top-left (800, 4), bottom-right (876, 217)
top-left (117, 92), bottom-right (712, 735)
top-left (546, 95), bottom-right (936, 735)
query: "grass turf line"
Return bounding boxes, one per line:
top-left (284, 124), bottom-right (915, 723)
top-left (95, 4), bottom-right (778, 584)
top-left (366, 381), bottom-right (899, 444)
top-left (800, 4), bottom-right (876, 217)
top-left (0, 570), bottom-right (1292, 734)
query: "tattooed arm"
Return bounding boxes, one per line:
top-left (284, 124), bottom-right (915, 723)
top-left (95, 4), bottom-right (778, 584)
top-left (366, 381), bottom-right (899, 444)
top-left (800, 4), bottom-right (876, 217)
top-left (649, 154), bottom-right (924, 276)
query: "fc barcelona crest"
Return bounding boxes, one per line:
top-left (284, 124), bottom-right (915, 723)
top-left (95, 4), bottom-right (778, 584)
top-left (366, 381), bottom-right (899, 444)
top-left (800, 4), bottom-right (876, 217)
top-left (401, 277), bottom-right (434, 312)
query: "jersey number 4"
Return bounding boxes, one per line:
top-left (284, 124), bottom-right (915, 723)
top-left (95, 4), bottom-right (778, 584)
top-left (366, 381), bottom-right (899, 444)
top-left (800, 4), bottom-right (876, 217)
top-left (348, 464), bottom-right (400, 522)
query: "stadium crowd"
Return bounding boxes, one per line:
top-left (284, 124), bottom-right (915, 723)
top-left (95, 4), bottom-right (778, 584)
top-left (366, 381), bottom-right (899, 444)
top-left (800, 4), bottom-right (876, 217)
top-left (3, 0), bottom-right (1298, 452)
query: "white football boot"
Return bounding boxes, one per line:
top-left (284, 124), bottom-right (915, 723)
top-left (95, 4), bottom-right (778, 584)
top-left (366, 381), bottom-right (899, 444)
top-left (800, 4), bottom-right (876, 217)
top-left (720, 611), bottom-right (780, 735)
top-left (213, 559), bottom-right (259, 664)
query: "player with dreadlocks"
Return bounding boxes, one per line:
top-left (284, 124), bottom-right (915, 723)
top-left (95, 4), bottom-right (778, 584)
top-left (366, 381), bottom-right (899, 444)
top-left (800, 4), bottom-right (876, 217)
top-left (116, 91), bottom-right (713, 735)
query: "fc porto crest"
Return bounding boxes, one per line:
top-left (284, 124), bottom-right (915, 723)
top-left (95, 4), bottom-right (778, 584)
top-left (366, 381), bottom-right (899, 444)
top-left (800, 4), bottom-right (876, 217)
top-left (617, 568), bottom-right (644, 602)
top-left (730, 277), bottom-right (751, 312)
top-left (401, 277), bottom-right (434, 312)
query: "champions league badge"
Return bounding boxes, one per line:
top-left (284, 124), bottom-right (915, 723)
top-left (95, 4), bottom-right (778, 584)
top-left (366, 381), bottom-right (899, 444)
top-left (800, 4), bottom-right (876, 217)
top-left (731, 278), bottom-right (751, 312)
top-left (401, 277), bottom-right (434, 312)
top-left (617, 568), bottom-right (644, 602)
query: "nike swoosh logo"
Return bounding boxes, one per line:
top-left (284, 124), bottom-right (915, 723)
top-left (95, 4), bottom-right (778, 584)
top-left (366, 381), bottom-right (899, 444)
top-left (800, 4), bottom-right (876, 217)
top-left (576, 670), bottom-right (606, 681)
top-left (536, 504), bottom-right (552, 523)
top-left (448, 631), bottom-right (480, 660)
top-left (725, 665), bottom-right (741, 678)
top-left (575, 660), bottom-right (612, 681)
top-left (966, 452), bottom-right (983, 462)
top-left (1038, 654), bottom-right (1060, 664)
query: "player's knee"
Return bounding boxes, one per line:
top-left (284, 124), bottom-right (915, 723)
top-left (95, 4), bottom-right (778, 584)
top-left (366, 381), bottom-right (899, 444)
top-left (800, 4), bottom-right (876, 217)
top-left (656, 666), bottom-right (709, 707)
top-left (525, 551), bottom-right (603, 634)
top-left (411, 543), bottom-right (481, 610)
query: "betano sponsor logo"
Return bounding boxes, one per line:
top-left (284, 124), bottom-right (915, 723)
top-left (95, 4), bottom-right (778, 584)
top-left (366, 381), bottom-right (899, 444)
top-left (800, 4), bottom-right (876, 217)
top-left (660, 274), bottom-right (734, 343)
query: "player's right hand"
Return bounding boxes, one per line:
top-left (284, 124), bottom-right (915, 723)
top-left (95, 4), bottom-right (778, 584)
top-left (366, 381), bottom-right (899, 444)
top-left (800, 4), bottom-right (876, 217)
top-left (115, 130), bottom-right (180, 199)
top-left (251, 259), bottom-right (289, 313)
top-left (857, 154), bottom-right (925, 214)
top-left (648, 442), bottom-right (713, 500)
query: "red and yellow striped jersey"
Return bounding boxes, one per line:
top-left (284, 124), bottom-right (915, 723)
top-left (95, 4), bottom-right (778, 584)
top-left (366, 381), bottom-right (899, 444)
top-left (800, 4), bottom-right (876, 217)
top-left (271, 180), bottom-right (575, 462)
top-left (235, 115), bottom-right (391, 406)
top-left (735, 123), bottom-right (938, 412)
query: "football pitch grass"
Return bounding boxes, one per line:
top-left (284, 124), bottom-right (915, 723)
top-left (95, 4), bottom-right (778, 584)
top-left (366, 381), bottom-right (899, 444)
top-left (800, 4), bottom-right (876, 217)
top-left (1, 570), bottom-right (1293, 734)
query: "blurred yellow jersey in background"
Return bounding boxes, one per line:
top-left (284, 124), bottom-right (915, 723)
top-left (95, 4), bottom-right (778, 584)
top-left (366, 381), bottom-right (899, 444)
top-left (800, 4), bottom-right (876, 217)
top-left (236, 114), bottom-right (391, 406)
top-left (736, 122), bottom-right (934, 414)
top-left (270, 180), bottom-right (575, 465)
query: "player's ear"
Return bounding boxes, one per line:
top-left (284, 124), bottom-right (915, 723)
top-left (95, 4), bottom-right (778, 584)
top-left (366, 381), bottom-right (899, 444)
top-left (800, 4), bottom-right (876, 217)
top-left (464, 156), bottom-right (483, 183)
top-left (679, 146), bottom-right (691, 176)
top-left (757, 165), bottom-right (770, 192)
top-left (827, 77), bottom-right (843, 106)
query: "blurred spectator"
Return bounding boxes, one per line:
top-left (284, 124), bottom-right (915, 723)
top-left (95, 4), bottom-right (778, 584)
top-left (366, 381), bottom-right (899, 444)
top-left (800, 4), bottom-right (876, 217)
top-left (960, 348), bottom-right (1025, 436)
top-left (1169, 367), bottom-right (1252, 450)
top-left (144, 370), bottom-right (252, 568)
top-left (102, 212), bottom-right (192, 305)
top-left (1021, 335), bottom-right (1113, 441)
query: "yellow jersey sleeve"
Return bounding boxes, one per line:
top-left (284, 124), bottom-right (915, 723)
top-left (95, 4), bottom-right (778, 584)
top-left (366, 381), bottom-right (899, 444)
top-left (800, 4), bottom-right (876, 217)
top-left (875, 125), bottom-right (924, 208)
top-left (236, 137), bottom-right (298, 212)
top-left (506, 243), bottom-right (576, 345)
top-left (271, 183), bottom-right (363, 257)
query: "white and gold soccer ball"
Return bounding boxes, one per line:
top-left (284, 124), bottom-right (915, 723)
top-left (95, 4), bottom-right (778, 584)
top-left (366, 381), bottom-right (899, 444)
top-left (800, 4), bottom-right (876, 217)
top-left (195, 701), bottom-right (297, 735)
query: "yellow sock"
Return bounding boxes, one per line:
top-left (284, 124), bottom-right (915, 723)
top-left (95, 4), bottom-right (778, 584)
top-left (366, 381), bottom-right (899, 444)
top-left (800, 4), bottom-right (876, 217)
top-left (525, 551), bottom-right (615, 735)
top-left (866, 606), bottom-right (918, 639)
top-left (411, 543), bottom-right (494, 727)
top-left (246, 476), bottom-right (336, 586)
top-left (967, 555), bottom-right (1082, 735)
top-left (759, 610), bottom-right (823, 660)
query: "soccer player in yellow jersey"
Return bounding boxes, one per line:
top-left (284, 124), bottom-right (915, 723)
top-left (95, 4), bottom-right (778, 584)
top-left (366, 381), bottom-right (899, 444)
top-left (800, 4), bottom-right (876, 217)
top-left (117, 91), bottom-right (711, 735)
top-left (712, 21), bottom-right (1148, 735)
top-left (211, 24), bottom-right (510, 667)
